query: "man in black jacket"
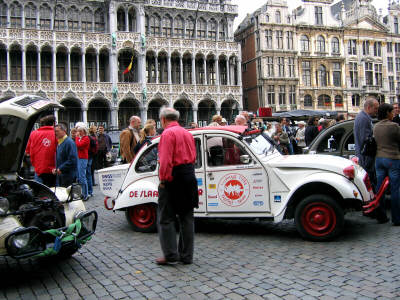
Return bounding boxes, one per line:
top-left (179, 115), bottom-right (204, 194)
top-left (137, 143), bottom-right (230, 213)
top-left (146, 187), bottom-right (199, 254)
top-left (392, 103), bottom-right (400, 125)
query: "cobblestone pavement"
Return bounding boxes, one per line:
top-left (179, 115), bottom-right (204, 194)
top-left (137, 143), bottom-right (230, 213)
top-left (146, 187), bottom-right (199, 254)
top-left (1, 185), bottom-right (400, 300)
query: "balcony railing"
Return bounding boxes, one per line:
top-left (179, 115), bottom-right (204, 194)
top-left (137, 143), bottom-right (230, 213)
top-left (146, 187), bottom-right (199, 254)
top-left (144, 0), bottom-right (238, 14)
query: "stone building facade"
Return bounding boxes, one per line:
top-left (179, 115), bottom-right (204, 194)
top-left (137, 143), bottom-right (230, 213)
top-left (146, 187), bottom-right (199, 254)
top-left (235, 0), bottom-right (400, 116)
top-left (0, 0), bottom-right (241, 129)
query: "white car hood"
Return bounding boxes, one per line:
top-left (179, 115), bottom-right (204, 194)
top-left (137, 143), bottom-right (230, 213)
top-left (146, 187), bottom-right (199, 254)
top-left (268, 154), bottom-right (354, 175)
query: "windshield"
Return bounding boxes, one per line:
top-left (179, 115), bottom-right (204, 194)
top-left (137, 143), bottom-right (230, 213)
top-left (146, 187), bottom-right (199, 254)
top-left (243, 132), bottom-right (276, 155)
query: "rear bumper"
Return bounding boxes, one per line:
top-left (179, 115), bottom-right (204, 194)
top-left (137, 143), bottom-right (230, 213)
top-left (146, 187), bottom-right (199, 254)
top-left (4, 210), bottom-right (97, 259)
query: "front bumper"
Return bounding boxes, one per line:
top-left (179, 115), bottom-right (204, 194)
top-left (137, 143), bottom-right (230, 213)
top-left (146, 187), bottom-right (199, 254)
top-left (4, 210), bottom-right (97, 259)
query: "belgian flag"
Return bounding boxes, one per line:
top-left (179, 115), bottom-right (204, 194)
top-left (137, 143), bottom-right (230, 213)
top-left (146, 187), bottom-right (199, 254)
top-left (123, 55), bottom-right (134, 75)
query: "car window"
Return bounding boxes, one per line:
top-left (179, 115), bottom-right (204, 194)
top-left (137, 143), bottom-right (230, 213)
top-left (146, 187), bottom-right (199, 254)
top-left (194, 138), bottom-right (202, 169)
top-left (206, 136), bottom-right (248, 166)
top-left (135, 144), bottom-right (158, 173)
top-left (344, 133), bottom-right (355, 151)
top-left (316, 128), bottom-right (345, 153)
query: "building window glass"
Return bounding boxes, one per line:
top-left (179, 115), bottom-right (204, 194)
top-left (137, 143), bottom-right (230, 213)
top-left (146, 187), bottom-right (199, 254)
top-left (389, 76), bottom-right (395, 92)
top-left (395, 17), bottom-right (399, 34)
top-left (348, 40), bottom-right (357, 55)
top-left (81, 7), bottom-right (93, 32)
top-left (279, 85), bottom-right (286, 106)
top-left (256, 32), bottom-right (260, 51)
top-left (286, 31), bottom-right (294, 50)
top-left (174, 15), bottom-right (184, 38)
top-left (304, 94), bottom-right (312, 107)
top-left (40, 4), bottom-right (51, 29)
top-left (197, 18), bottom-right (206, 39)
top-left (316, 35), bottom-right (325, 52)
top-left (335, 95), bottom-right (343, 107)
top-left (288, 57), bottom-right (295, 77)
top-left (388, 42), bottom-right (393, 53)
top-left (25, 3), bottom-right (37, 29)
top-left (374, 42), bottom-right (382, 56)
top-left (0, 1), bottom-right (7, 27)
top-left (275, 11), bottom-right (281, 23)
top-left (375, 63), bottom-right (382, 87)
top-left (26, 49), bottom-right (37, 80)
top-left (289, 85), bottom-right (296, 105)
top-left (395, 43), bottom-right (400, 55)
top-left (257, 58), bottom-right (262, 79)
top-left (265, 30), bottom-right (272, 49)
top-left (388, 57), bottom-right (394, 72)
top-left (333, 62), bottom-right (341, 87)
top-left (10, 2), bottom-right (22, 28)
top-left (163, 15), bottom-right (172, 37)
top-left (276, 30), bottom-right (283, 49)
top-left (267, 57), bottom-right (274, 77)
top-left (317, 65), bottom-right (327, 87)
top-left (365, 62), bottom-right (373, 86)
top-left (352, 94), bottom-right (360, 107)
top-left (117, 8), bottom-right (125, 31)
top-left (0, 48), bottom-right (6, 80)
top-left (302, 61), bottom-right (311, 86)
top-left (315, 6), bottom-right (323, 25)
top-left (396, 57), bottom-right (400, 72)
top-left (68, 6), bottom-right (79, 32)
top-left (208, 19), bottom-right (217, 40)
top-left (219, 20), bottom-right (226, 40)
top-left (56, 52), bottom-right (66, 81)
top-left (331, 37), bottom-right (339, 54)
top-left (54, 5), bottom-right (65, 30)
top-left (41, 50), bottom-right (52, 81)
top-left (150, 14), bottom-right (161, 36)
top-left (318, 95), bottom-right (330, 107)
top-left (267, 85), bottom-right (275, 105)
top-left (278, 57), bottom-right (285, 77)
top-left (362, 41), bottom-right (370, 55)
top-left (186, 17), bottom-right (195, 38)
top-left (70, 52), bottom-right (81, 82)
top-left (349, 62), bottom-right (358, 88)
top-left (10, 48), bottom-right (22, 80)
top-left (300, 35), bottom-right (309, 52)
top-left (95, 8), bottom-right (105, 32)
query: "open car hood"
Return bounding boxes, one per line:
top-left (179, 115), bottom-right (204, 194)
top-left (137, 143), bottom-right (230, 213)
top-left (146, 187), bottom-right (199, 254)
top-left (0, 95), bottom-right (63, 175)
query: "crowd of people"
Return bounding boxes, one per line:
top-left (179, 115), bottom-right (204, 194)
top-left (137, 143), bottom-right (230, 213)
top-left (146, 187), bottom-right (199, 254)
top-left (25, 117), bottom-right (112, 201)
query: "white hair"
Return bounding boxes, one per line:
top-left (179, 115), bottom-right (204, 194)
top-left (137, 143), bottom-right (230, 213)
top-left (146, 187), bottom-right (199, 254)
top-left (129, 115), bottom-right (141, 123)
top-left (159, 106), bottom-right (179, 121)
top-left (75, 122), bottom-right (88, 133)
top-left (235, 115), bottom-right (246, 124)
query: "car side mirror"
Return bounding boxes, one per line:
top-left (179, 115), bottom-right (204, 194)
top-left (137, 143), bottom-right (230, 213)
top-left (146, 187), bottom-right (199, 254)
top-left (240, 155), bottom-right (251, 164)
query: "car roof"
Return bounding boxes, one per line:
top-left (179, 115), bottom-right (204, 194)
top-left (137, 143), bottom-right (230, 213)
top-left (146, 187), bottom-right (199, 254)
top-left (190, 125), bottom-right (248, 134)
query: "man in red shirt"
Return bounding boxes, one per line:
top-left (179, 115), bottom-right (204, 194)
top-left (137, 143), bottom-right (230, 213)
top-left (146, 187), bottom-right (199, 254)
top-left (156, 107), bottom-right (198, 265)
top-left (25, 115), bottom-right (57, 186)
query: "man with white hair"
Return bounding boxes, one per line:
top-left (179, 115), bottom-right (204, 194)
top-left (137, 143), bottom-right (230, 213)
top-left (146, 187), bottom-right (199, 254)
top-left (120, 115), bottom-right (141, 163)
top-left (235, 114), bottom-right (247, 126)
top-left (156, 107), bottom-right (198, 265)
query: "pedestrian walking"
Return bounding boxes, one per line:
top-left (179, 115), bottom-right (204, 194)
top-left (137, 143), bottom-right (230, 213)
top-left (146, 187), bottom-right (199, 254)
top-left (273, 123), bottom-right (289, 155)
top-left (70, 128), bottom-right (77, 141)
top-left (305, 116), bottom-right (319, 146)
top-left (295, 121), bottom-right (306, 152)
top-left (354, 96), bottom-right (379, 191)
top-left (120, 116), bottom-right (141, 163)
top-left (156, 107), bottom-right (198, 265)
top-left (87, 125), bottom-right (98, 197)
top-left (373, 103), bottom-right (400, 225)
top-left (25, 115), bottom-right (57, 186)
top-left (96, 125), bottom-right (112, 170)
top-left (53, 124), bottom-right (78, 187)
top-left (281, 118), bottom-right (294, 154)
top-left (75, 122), bottom-right (90, 201)
top-left (134, 123), bottom-right (156, 154)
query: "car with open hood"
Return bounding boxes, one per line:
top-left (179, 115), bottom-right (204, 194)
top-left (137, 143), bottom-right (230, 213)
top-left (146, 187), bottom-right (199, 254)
top-left (98, 125), bottom-right (377, 241)
top-left (0, 95), bottom-right (97, 259)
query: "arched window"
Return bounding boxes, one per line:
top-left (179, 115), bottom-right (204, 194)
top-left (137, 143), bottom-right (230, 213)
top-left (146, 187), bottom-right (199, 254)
top-left (68, 6), bottom-right (79, 31)
top-left (197, 18), bottom-right (206, 39)
top-left (317, 35), bottom-right (325, 52)
top-left (331, 37), bottom-right (340, 54)
top-left (94, 8), bottom-right (105, 32)
top-left (300, 35), bottom-right (309, 52)
top-left (265, 14), bottom-right (269, 23)
top-left (186, 16), bottom-right (195, 38)
top-left (208, 19), bottom-right (217, 40)
top-left (24, 3), bottom-right (37, 29)
top-left (304, 95), bottom-right (312, 107)
top-left (0, 46), bottom-right (6, 80)
top-left (162, 14), bottom-right (172, 37)
top-left (117, 7), bottom-right (125, 31)
top-left (275, 10), bottom-right (281, 23)
top-left (219, 20), bottom-right (226, 40)
top-left (0, 1), bottom-right (7, 26)
top-left (81, 7), bottom-right (93, 32)
top-left (150, 14), bottom-right (161, 36)
top-left (318, 95), bottom-right (331, 107)
top-left (26, 47), bottom-right (38, 80)
top-left (335, 95), bottom-right (343, 107)
top-left (40, 4), bottom-right (51, 29)
top-left (318, 65), bottom-right (327, 87)
top-left (54, 5), bottom-right (65, 30)
top-left (10, 45), bottom-right (22, 80)
top-left (10, 2), bottom-right (22, 28)
top-left (128, 7), bottom-right (136, 32)
top-left (174, 15), bottom-right (184, 38)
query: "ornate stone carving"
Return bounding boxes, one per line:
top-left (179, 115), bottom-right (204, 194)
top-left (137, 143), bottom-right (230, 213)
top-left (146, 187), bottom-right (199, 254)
top-left (64, 90), bottom-right (77, 99)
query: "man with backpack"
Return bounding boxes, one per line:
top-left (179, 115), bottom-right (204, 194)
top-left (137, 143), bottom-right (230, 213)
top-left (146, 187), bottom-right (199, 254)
top-left (87, 125), bottom-right (98, 198)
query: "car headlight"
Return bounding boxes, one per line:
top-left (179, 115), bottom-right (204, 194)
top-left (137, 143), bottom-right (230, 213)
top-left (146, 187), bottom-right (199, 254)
top-left (0, 197), bottom-right (9, 216)
top-left (12, 232), bottom-right (30, 248)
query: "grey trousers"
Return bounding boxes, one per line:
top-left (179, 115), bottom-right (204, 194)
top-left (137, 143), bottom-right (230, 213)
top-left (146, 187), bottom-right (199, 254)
top-left (157, 184), bottom-right (194, 263)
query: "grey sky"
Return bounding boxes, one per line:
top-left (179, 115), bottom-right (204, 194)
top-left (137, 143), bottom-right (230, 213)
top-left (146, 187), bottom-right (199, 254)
top-left (233, 0), bottom-right (388, 30)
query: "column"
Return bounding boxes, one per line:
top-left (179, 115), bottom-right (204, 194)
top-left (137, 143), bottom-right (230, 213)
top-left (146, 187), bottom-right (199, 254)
top-left (193, 108), bottom-right (198, 125)
top-left (6, 48), bottom-right (10, 81)
top-left (139, 53), bottom-right (146, 83)
top-left (215, 59), bottom-right (219, 86)
top-left (111, 107), bottom-right (118, 129)
top-left (203, 59), bottom-right (207, 84)
top-left (22, 49), bottom-right (26, 82)
top-left (192, 56), bottom-right (196, 85)
top-left (82, 52), bottom-right (86, 82)
top-left (52, 49), bottom-right (57, 83)
top-left (67, 50), bottom-right (71, 82)
top-left (82, 108), bottom-right (88, 124)
top-left (167, 54), bottom-right (171, 84)
top-left (37, 50), bottom-right (41, 81)
top-left (140, 107), bottom-right (147, 125)
top-left (54, 108), bottom-right (59, 123)
top-left (155, 56), bottom-right (159, 84)
top-left (226, 59), bottom-right (230, 86)
top-left (125, 9), bottom-right (129, 32)
top-left (237, 59), bottom-right (242, 86)
top-left (96, 51), bottom-right (100, 82)
top-left (180, 55), bottom-right (184, 84)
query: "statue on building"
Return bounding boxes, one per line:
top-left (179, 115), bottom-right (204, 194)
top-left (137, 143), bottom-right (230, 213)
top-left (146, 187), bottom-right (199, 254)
top-left (141, 34), bottom-right (146, 49)
top-left (112, 86), bottom-right (118, 106)
top-left (111, 32), bottom-right (117, 48)
top-left (142, 87), bottom-right (147, 103)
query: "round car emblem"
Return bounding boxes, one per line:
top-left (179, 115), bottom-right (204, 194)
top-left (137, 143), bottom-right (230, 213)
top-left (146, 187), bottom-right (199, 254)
top-left (218, 173), bottom-right (250, 207)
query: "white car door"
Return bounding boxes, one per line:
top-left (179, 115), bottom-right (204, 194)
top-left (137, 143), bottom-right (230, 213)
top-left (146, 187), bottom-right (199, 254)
top-left (204, 133), bottom-right (270, 212)
top-left (193, 136), bottom-right (206, 212)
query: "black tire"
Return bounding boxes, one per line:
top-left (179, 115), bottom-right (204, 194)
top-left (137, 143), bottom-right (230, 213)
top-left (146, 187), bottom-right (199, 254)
top-left (294, 194), bottom-right (344, 241)
top-left (125, 204), bottom-right (157, 233)
top-left (55, 245), bottom-right (79, 259)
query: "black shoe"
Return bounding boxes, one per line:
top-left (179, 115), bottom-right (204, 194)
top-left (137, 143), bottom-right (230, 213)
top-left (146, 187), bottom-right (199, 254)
top-left (377, 217), bottom-right (389, 224)
top-left (155, 257), bottom-right (178, 265)
top-left (393, 223), bottom-right (400, 226)
top-left (180, 260), bottom-right (192, 265)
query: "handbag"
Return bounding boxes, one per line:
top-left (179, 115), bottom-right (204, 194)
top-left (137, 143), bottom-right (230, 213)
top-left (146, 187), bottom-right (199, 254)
top-left (361, 136), bottom-right (377, 157)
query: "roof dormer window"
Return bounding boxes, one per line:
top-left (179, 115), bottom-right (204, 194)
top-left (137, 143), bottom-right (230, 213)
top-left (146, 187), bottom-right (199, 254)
top-left (315, 6), bottom-right (323, 25)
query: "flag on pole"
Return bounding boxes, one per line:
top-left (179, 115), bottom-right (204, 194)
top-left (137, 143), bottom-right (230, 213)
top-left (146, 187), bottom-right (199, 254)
top-left (123, 55), bottom-right (134, 75)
